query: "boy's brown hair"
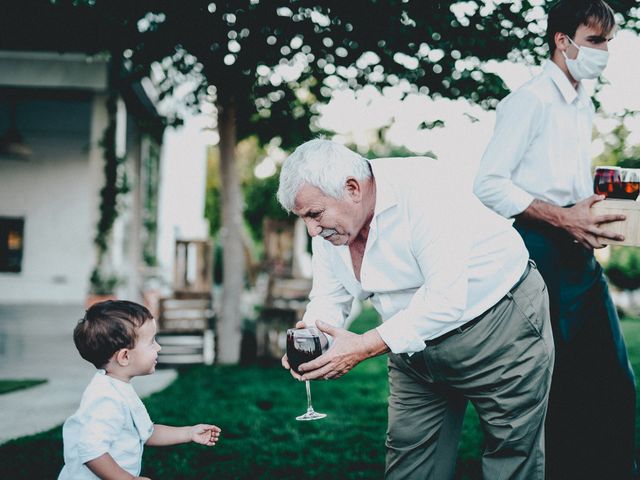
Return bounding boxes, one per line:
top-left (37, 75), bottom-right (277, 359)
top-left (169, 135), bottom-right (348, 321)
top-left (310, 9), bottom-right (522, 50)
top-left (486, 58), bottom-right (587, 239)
top-left (74, 300), bottom-right (153, 368)
top-left (547, 0), bottom-right (616, 55)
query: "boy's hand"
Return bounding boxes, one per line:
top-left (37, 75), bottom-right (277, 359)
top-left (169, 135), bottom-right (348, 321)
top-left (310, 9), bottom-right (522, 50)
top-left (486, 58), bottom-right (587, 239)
top-left (189, 424), bottom-right (221, 446)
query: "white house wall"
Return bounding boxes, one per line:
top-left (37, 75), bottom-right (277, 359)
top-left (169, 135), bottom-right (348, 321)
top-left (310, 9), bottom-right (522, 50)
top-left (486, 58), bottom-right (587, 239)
top-left (0, 96), bottom-right (98, 303)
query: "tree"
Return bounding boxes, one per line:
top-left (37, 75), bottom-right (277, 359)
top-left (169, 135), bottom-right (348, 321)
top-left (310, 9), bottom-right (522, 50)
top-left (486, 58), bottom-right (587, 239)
top-left (140, 0), bottom-right (640, 363)
top-left (4, 0), bottom-right (639, 363)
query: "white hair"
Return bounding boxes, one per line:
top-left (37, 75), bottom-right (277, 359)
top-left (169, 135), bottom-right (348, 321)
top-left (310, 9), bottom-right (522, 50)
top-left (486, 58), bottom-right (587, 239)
top-left (277, 139), bottom-right (372, 212)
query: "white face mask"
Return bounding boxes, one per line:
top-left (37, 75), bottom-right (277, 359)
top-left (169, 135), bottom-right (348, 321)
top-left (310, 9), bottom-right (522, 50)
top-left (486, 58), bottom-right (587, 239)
top-left (562, 36), bottom-right (609, 81)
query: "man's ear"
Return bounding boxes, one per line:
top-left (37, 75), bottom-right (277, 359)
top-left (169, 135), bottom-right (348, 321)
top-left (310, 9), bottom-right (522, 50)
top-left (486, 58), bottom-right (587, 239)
top-left (554, 31), bottom-right (569, 53)
top-left (114, 348), bottom-right (130, 367)
top-left (345, 177), bottom-right (362, 201)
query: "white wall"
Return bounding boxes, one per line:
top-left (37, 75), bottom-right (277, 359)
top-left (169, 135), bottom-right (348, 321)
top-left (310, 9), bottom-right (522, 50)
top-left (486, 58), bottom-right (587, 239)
top-left (156, 114), bottom-right (211, 285)
top-left (0, 97), bottom-right (96, 303)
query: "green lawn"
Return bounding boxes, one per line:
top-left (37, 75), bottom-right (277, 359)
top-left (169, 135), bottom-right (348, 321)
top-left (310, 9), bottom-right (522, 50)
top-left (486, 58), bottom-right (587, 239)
top-left (2, 311), bottom-right (640, 479)
top-left (0, 379), bottom-right (47, 395)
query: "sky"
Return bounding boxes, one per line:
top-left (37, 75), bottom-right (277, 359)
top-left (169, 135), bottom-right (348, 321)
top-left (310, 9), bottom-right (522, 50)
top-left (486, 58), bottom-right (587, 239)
top-left (311, 29), bottom-right (640, 183)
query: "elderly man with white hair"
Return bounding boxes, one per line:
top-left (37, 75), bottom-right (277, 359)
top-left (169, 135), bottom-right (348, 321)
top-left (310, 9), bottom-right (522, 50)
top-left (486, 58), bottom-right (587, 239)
top-left (277, 139), bottom-right (554, 480)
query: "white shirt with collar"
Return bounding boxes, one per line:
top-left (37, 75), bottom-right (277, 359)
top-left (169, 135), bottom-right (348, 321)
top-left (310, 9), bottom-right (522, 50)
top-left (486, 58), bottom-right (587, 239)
top-left (58, 370), bottom-right (154, 480)
top-left (474, 60), bottom-right (595, 218)
top-left (302, 156), bottom-right (529, 354)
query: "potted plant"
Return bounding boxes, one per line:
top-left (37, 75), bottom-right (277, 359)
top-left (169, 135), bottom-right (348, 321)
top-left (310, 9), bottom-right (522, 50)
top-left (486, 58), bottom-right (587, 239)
top-left (85, 268), bottom-right (121, 308)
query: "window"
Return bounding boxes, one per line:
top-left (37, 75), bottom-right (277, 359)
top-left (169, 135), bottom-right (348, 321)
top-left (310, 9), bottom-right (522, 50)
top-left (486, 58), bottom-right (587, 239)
top-left (0, 217), bottom-right (24, 273)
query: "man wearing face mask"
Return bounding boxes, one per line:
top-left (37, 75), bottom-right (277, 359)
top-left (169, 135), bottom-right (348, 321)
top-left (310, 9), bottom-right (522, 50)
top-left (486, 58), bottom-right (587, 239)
top-left (474, 1), bottom-right (636, 478)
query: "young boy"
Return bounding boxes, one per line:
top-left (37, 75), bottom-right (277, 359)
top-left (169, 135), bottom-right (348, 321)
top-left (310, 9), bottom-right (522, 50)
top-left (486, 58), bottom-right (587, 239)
top-left (58, 300), bottom-right (221, 480)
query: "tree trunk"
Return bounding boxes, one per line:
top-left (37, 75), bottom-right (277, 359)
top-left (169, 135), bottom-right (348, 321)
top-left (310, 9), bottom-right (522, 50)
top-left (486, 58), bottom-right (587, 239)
top-left (216, 93), bottom-right (245, 364)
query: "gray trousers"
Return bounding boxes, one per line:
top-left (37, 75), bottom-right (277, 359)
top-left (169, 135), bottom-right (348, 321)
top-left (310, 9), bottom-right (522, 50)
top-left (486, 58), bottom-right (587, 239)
top-left (385, 265), bottom-right (554, 480)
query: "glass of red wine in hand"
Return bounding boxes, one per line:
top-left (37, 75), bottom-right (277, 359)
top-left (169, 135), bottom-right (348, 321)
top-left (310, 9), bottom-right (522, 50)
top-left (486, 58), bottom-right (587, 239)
top-left (286, 327), bottom-right (327, 421)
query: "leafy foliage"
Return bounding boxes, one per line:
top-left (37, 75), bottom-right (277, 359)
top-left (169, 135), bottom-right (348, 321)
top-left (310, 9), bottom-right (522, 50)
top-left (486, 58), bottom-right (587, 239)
top-left (88, 268), bottom-right (121, 295)
top-left (606, 247), bottom-right (640, 292)
top-left (93, 84), bottom-right (130, 257)
top-left (3, 1), bottom-right (640, 146)
top-left (4, 0), bottom-right (640, 362)
top-left (244, 170), bottom-right (294, 241)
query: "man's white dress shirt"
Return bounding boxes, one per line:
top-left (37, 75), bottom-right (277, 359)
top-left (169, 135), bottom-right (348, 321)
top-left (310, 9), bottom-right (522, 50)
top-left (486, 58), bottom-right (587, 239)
top-left (302, 156), bottom-right (529, 354)
top-left (58, 370), bottom-right (154, 480)
top-left (474, 60), bottom-right (595, 218)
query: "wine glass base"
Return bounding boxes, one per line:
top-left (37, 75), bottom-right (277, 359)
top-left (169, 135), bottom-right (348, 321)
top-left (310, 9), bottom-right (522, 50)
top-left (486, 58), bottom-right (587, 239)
top-left (296, 411), bottom-right (327, 421)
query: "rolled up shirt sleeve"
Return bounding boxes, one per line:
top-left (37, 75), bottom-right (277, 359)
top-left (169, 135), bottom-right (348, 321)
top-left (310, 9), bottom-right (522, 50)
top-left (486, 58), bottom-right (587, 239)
top-left (474, 89), bottom-right (544, 218)
top-left (376, 191), bottom-right (474, 354)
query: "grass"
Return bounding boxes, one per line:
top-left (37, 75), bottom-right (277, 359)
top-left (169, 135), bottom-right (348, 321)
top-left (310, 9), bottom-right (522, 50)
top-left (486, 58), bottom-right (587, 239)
top-left (622, 318), bottom-right (640, 450)
top-left (2, 310), bottom-right (640, 479)
top-left (0, 379), bottom-right (47, 395)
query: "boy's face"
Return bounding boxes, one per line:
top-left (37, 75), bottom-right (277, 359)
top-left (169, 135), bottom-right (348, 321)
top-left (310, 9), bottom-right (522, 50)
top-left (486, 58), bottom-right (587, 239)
top-left (128, 318), bottom-right (161, 376)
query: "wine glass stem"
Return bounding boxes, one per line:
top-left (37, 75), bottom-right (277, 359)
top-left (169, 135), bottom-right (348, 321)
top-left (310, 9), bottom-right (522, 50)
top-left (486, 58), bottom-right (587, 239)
top-left (305, 380), bottom-right (316, 414)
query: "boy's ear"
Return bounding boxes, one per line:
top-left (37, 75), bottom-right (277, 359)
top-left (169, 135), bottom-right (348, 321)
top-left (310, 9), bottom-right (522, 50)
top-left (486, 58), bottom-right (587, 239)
top-left (114, 348), bottom-right (130, 367)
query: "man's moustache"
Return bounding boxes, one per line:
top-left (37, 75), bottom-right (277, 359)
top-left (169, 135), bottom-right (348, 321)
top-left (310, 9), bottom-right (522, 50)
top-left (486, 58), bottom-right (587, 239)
top-left (320, 229), bottom-right (338, 238)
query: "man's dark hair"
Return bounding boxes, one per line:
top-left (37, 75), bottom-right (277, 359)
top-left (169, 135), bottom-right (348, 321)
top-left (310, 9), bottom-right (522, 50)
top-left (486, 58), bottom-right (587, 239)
top-left (546, 0), bottom-right (616, 55)
top-left (73, 300), bottom-right (153, 368)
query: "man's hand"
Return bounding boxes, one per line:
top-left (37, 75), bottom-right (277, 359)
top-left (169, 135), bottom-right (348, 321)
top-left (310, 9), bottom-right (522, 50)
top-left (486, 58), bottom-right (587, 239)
top-left (281, 321), bottom-right (328, 381)
top-left (189, 424), bottom-right (221, 446)
top-left (297, 321), bottom-right (389, 380)
top-left (521, 196), bottom-right (625, 249)
top-left (560, 195), bottom-right (625, 248)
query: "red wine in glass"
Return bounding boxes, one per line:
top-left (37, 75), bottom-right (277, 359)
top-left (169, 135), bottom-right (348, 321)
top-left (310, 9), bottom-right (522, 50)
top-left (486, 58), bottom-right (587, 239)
top-left (286, 328), bottom-right (327, 421)
top-left (620, 181), bottom-right (640, 200)
top-left (605, 168), bottom-right (640, 200)
top-left (287, 332), bottom-right (322, 374)
top-left (618, 168), bottom-right (640, 200)
top-left (594, 166), bottom-right (621, 198)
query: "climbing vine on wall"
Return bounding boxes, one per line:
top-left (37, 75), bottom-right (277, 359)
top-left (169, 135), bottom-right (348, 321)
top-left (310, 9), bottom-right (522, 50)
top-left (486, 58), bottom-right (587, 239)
top-left (90, 79), bottom-right (129, 293)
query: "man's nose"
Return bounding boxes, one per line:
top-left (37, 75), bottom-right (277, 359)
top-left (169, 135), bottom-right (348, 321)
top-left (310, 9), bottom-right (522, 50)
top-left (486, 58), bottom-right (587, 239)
top-left (305, 219), bottom-right (321, 237)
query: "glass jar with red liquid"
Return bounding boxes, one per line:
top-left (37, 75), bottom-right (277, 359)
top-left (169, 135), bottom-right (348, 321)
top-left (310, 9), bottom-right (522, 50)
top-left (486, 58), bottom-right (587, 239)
top-left (617, 168), bottom-right (640, 200)
top-left (594, 166), bottom-right (640, 200)
top-left (594, 166), bottom-right (622, 198)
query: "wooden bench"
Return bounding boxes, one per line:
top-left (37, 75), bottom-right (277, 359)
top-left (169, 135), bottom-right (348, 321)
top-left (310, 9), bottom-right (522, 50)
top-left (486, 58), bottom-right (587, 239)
top-left (156, 295), bottom-right (215, 365)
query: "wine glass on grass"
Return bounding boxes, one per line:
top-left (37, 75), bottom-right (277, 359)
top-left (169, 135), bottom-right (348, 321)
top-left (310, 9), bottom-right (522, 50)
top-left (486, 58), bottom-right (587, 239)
top-left (286, 327), bottom-right (327, 421)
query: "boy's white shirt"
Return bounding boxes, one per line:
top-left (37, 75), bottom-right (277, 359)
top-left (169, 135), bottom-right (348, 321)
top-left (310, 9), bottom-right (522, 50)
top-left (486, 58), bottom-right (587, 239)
top-left (58, 370), bottom-right (154, 480)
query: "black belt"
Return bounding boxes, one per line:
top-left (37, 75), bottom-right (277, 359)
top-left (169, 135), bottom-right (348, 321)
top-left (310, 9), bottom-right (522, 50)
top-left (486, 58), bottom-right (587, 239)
top-left (424, 261), bottom-right (533, 347)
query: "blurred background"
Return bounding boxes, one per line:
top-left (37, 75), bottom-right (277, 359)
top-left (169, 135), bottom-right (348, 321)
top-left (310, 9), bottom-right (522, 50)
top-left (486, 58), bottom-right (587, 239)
top-left (1, 1), bottom-right (639, 478)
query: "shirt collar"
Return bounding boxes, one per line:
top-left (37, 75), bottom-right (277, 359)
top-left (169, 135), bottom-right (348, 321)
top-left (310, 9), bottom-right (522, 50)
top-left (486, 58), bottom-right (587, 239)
top-left (370, 160), bottom-right (398, 217)
top-left (544, 60), bottom-right (589, 106)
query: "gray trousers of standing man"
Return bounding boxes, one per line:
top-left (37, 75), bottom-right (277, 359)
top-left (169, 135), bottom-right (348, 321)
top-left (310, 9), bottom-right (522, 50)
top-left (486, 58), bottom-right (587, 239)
top-left (385, 263), bottom-right (555, 480)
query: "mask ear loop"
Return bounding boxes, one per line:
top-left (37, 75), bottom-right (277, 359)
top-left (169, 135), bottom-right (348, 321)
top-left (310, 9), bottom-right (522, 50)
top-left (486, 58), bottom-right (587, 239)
top-left (561, 34), bottom-right (579, 60)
